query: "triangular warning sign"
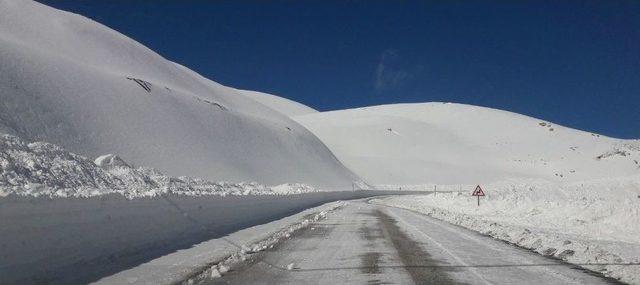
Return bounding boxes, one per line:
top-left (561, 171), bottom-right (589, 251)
top-left (472, 185), bottom-right (485, 196)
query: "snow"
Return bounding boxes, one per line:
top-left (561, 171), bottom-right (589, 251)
top-left (296, 102), bottom-right (640, 284)
top-left (270, 183), bottom-right (317, 194)
top-left (0, 0), bottom-right (359, 188)
top-left (94, 154), bottom-right (130, 168)
top-left (0, 133), bottom-right (320, 198)
top-left (238, 89), bottom-right (318, 117)
top-left (295, 102), bottom-right (640, 283)
top-left (1, 1), bottom-right (639, 284)
top-left (373, 176), bottom-right (640, 284)
top-left (295, 103), bottom-right (640, 185)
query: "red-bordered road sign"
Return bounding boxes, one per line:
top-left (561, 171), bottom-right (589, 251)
top-left (472, 185), bottom-right (485, 196)
top-left (472, 185), bottom-right (485, 206)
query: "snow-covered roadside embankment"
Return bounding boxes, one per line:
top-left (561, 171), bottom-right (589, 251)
top-left (372, 178), bottom-right (640, 284)
top-left (0, 134), bottom-right (319, 198)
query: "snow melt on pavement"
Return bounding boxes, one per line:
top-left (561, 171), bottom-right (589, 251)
top-left (373, 177), bottom-right (640, 284)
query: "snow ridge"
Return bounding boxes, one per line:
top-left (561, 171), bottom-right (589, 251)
top-left (0, 134), bottom-right (318, 198)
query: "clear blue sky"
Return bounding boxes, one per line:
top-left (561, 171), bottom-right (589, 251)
top-left (38, 0), bottom-right (639, 138)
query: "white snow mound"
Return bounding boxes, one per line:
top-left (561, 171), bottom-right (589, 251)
top-left (94, 154), bottom-right (130, 168)
top-left (0, 134), bottom-right (319, 198)
top-left (295, 103), bottom-right (640, 185)
top-left (0, 0), bottom-right (358, 188)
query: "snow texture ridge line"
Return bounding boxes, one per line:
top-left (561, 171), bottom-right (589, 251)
top-left (0, 133), bottom-right (320, 198)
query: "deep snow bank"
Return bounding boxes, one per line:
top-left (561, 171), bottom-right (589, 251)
top-left (373, 177), bottom-right (640, 284)
top-left (0, 0), bottom-right (358, 188)
top-left (295, 103), bottom-right (640, 185)
top-left (0, 134), bottom-right (320, 198)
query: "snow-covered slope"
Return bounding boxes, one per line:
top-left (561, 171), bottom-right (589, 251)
top-left (295, 103), bottom-right (640, 185)
top-left (238, 90), bottom-right (318, 117)
top-left (0, 0), bottom-right (358, 188)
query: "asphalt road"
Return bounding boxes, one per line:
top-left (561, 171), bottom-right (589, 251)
top-left (204, 199), bottom-right (619, 285)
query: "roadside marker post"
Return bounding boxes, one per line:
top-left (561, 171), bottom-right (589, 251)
top-left (471, 185), bottom-right (485, 206)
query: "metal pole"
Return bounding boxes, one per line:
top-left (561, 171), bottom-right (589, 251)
top-left (477, 196), bottom-right (480, 206)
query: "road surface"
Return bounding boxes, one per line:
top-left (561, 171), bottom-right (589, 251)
top-left (203, 199), bottom-right (618, 285)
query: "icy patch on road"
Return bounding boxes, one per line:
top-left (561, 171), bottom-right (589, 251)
top-left (373, 178), bottom-right (640, 284)
top-left (0, 134), bottom-right (318, 198)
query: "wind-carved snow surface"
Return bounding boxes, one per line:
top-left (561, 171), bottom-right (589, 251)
top-left (0, 0), bottom-right (359, 188)
top-left (374, 177), bottom-right (640, 284)
top-left (295, 103), bottom-right (640, 185)
top-left (0, 134), bottom-right (319, 198)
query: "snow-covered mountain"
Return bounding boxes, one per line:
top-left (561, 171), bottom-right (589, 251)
top-left (0, 0), bottom-right (359, 188)
top-left (1, 0), bottom-right (637, 189)
top-left (295, 103), bottom-right (640, 185)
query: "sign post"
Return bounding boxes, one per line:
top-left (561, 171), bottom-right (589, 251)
top-left (471, 185), bottom-right (485, 206)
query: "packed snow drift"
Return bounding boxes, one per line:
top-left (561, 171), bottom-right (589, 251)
top-left (295, 103), bottom-right (640, 185)
top-left (0, 133), bottom-right (323, 198)
top-left (0, 0), bottom-right (359, 188)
